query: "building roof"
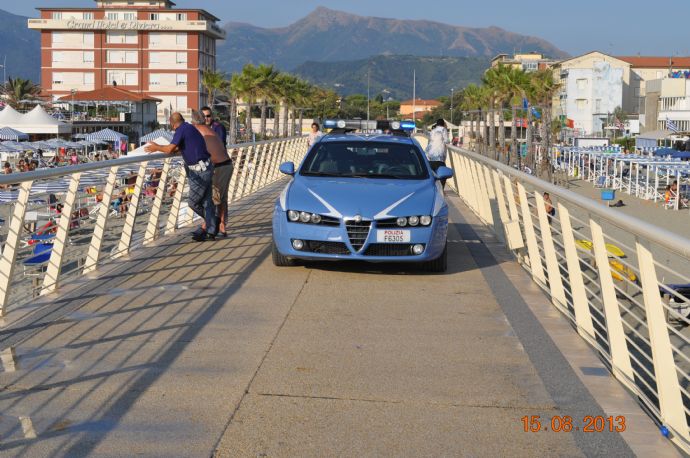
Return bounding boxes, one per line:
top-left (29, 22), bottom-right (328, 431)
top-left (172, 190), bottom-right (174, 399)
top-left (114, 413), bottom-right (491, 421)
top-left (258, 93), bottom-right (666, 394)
top-left (35, 6), bottom-right (220, 22)
top-left (616, 56), bottom-right (690, 69)
top-left (553, 51), bottom-right (631, 67)
top-left (57, 87), bottom-right (161, 103)
top-left (399, 99), bottom-right (442, 107)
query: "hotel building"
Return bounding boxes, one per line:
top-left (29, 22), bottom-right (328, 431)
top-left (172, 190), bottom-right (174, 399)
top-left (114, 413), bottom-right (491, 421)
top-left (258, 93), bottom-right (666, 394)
top-left (28, 0), bottom-right (225, 123)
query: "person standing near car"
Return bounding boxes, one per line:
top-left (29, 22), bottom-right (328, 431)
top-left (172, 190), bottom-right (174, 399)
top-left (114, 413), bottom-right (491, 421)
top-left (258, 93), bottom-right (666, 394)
top-left (308, 122), bottom-right (324, 148)
top-left (202, 106), bottom-right (227, 147)
top-left (145, 112), bottom-right (217, 241)
top-left (426, 119), bottom-right (449, 185)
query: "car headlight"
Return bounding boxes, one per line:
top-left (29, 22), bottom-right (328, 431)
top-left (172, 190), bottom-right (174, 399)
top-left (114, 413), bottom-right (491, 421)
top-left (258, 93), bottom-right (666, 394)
top-left (408, 216), bottom-right (419, 226)
top-left (299, 211), bottom-right (311, 223)
top-left (311, 213), bottom-right (322, 224)
top-left (420, 215), bottom-right (432, 226)
top-left (288, 210), bottom-right (300, 222)
top-left (396, 217), bottom-right (407, 227)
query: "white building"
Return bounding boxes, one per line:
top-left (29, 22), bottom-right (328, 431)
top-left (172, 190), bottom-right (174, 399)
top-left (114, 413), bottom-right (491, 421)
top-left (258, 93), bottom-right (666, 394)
top-left (552, 52), bottom-right (630, 136)
top-left (646, 78), bottom-right (690, 133)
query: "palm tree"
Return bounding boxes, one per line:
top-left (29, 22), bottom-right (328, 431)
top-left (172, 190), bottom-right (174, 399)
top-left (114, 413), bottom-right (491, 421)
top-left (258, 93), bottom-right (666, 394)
top-left (460, 84), bottom-right (482, 152)
top-left (254, 64), bottom-right (279, 138)
top-left (231, 64), bottom-right (261, 140)
top-left (219, 78), bottom-right (237, 144)
top-left (529, 69), bottom-right (560, 178)
top-left (500, 67), bottom-right (531, 166)
top-left (200, 69), bottom-right (226, 108)
top-left (275, 74), bottom-right (299, 137)
top-left (1, 77), bottom-right (42, 109)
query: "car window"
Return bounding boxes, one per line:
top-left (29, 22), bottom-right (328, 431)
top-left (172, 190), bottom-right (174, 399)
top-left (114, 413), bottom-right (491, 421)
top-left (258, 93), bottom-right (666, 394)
top-left (300, 141), bottom-right (429, 179)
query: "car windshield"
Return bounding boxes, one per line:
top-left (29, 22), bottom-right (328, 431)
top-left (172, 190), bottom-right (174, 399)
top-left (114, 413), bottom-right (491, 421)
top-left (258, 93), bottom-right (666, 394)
top-left (300, 141), bottom-right (429, 179)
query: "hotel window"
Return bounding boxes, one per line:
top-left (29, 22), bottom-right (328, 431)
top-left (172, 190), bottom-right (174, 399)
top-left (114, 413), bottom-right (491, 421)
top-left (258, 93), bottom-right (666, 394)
top-left (594, 99), bottom-right (601, 112)
top-left (150, 13), bottom-right (159, 20)
top-left (149, 34), bottom-right (160, 46)
top-left (149, 52), bottom-right (160, 64)
top-left (84, 73), bottom-right (94, 85)
top-left (149, 74), bottom-right (161, 86)
top-left (125, 72), bottom-right (137, 86)
top-left (176, 52), bottom-right (187, 64)
top-left (52, 51), bottom-right (64, 63)
top-left (176, 33), bottom-right (187, 46)
top-left (83, 12), bottom-right (93, 20)
top-left (176, 13), bottom-right (187, 21)
top-left (107, 31), bottom-right (137, 44)
top-left (576, 99), bottom-right (587, 110)
top-left (176, 96), bottom-right (188, 109)
top-left (52, 32), bottom-right (64, 44)
top-left (107, 50), bottom-right (137, 64)
top-left (83, 33), bottom-right (94, 46)
top-left (123, 12), bottom-right (136, 20)
top-left (107, 12), bottom-right (119, 20)
top-left (52, 73), bottom-right (65, 85)
top-left (83, 51), bottom-right (94, 63)
top-left (576, 78), bottom-right (587, 90)
top-left (176, 74), bottom-right (187, 86)
top-left (52, 12), bottom-right (62, 19)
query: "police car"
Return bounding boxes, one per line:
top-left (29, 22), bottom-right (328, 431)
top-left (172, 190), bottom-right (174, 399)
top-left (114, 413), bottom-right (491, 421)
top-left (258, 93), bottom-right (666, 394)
top-left (271, 120), bottom-right (453, 272)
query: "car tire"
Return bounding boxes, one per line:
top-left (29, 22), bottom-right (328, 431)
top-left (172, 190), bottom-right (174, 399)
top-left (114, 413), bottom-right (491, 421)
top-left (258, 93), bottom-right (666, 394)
top-left (422, 243), bottom-right (447, 273)
top-left (272, 240), bottom-right (296, 267)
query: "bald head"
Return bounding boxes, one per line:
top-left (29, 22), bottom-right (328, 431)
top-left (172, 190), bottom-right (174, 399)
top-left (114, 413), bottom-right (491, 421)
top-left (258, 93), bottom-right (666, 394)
top-left (169, 112), bottom-right (185, 128)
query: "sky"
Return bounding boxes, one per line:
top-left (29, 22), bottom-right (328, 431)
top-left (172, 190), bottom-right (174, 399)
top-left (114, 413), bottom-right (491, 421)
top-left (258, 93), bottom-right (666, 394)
top-left (6, 0), bottom-right (690, 56)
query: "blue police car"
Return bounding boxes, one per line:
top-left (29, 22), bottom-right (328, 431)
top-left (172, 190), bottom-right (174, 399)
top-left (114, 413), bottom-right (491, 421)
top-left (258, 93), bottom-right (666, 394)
top-left (271, 120), bottom-right (453, 272)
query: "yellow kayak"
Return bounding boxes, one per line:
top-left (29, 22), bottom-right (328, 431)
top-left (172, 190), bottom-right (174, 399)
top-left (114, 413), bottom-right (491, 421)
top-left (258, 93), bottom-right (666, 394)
top-left (575, 239), bottom-right (626, 258)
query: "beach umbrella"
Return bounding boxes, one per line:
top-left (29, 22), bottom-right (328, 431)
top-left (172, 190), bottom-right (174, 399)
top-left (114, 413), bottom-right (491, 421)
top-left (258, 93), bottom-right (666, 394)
top-left (0, 127), bottom-right (29, 141)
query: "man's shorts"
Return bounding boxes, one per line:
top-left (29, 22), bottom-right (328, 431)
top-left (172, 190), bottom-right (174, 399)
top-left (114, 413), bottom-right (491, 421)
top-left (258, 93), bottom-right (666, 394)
top-left (212, 160), bottom-right (233, 206)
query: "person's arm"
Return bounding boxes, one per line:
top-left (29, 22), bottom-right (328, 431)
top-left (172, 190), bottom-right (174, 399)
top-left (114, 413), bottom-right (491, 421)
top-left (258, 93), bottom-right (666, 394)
top-left (145, 142), bottom-right (179, 154)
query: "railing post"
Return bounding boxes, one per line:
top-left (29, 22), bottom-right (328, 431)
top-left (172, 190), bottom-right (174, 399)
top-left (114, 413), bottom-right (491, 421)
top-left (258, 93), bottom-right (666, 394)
top-left (249, 143), bottom-right (267, 193)
top-left (83, 166), bottom-right (119, 274)
top-left (144, 158), bottom-right (171, 246)
top-left (239, 145), bottom-right (256, 198)
top-left (42, 173), bottom-right (81, 295)
top-left (502, 176), bottom-right (520, 223)
top-left (517, 182), bottom-right (545, 285)
top-left (491, 170), bottom-right (509, 244)
top-left (258, 142), bottom-right (275, 188)
top-left (463, 156), bottom-right (480, 214)
top-left (446, 149), bottom-right (461, 194)
top-left (590, 220), bottom-right (635, 387)
top-left (114, 162), bottom-right (147, 259)
top-left (636, 242), bottom-right (690, 446)
top-left (165, 166), bottom-right (187, 235)
top-left (534, 192), bottom-right (567, 309)
top-left (226, 149), bottom-right (242, 205)
top-left (0, 181), bottom-right (33, 315)
top-left (557, 203), bottom-right (596, 342)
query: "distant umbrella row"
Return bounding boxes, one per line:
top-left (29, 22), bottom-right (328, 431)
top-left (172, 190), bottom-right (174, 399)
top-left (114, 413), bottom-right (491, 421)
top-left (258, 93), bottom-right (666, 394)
top-left (0, 127), bottom-right (135, 154)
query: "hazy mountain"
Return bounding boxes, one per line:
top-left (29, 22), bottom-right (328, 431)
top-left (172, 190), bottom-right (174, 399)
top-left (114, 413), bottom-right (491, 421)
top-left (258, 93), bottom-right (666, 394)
top-left (218, 7), bottom-right (568, 72)
top-left (294, 55), bottom-right (490, 100)
top-left (0, 9), bottom-right (40, 81)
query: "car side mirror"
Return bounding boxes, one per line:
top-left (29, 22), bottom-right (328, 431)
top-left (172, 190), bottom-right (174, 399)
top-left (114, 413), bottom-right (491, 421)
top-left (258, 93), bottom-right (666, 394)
top-left (435, 166), bottom-right (453, 180)
top-left (279, 162), bottom-right (295, 176)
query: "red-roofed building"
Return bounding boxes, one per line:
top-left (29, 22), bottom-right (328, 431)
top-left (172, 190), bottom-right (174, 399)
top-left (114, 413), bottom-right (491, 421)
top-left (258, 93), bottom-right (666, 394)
top-left (399, 99), bottom-right (442, 118)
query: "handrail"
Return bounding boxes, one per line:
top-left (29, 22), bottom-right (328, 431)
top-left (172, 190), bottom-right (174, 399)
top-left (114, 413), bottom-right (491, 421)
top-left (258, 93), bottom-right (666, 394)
top-left (0, 137), bottom-right (300, 187)
top-left (447, 144), bottom-right (690, 453)
top-left (449, 146), bottom-right (690, 259)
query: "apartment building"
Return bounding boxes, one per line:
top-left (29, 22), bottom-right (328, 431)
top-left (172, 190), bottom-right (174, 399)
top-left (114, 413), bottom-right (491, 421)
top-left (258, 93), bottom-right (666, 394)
top-left (28, 0), bottom-right (225, 123)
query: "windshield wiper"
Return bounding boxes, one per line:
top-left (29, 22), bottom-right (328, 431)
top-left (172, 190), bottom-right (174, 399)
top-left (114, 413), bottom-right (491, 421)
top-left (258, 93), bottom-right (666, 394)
top-left (302, 171), bottom-right (343, 177)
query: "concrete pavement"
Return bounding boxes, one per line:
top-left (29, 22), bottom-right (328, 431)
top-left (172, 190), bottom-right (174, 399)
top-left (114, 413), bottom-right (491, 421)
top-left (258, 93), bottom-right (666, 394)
top-left (0, 181), bottom-right (675, 457)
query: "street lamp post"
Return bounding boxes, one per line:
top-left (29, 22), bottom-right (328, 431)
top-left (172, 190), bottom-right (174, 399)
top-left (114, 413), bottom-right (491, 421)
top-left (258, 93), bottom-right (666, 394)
top-left (450, 87), bottom-right (455, 126)
top-left (71, 89), bottom-right (76, 121)
top-left (366, 67), bottom-right (370, 122)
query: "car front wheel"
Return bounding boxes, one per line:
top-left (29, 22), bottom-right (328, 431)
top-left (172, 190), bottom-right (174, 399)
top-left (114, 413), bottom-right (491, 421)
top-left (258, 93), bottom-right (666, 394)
top-left (422, 243), bottom-right (447, 273)
top-left (272, 239), bottom-right (296, 267)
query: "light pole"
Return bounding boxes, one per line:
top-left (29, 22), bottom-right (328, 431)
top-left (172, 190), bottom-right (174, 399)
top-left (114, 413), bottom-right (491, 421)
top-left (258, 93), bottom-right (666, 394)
top-left (382, 89), bottom-right (390, 119)
top-left (71, 89), bottom-right (76, 121)
top-left (366, 66), bottom-right (370, 122)
top-left (450, 87), bottom-right (455, 125)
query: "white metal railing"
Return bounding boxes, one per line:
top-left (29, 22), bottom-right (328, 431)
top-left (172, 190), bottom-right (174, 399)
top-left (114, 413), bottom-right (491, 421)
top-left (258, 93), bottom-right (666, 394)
top-left (0, 136), bottom-right (308, 317)
top-left (447, 145), bottom-right (690, 453)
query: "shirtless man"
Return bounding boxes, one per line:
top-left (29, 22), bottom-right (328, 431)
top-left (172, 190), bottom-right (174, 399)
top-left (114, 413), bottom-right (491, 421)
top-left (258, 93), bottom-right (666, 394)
top-left (191, 109), bottom-right (233, 236)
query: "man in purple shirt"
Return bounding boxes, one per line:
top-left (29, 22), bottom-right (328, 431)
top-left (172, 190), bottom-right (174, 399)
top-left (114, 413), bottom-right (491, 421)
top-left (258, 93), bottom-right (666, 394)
top-left (202, 106), bottom-right (227, 146)
top-left (145, 112), bottom-right (217, 241)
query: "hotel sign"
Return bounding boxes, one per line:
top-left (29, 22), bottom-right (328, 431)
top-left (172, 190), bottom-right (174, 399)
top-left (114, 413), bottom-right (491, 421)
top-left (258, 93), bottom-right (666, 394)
top-left (65, 19), bottom-right (174, 31)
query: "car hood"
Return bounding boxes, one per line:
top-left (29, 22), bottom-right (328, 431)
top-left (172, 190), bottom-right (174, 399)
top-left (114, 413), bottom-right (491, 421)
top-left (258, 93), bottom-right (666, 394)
top-left (286, 177), bottom-right (439, 219)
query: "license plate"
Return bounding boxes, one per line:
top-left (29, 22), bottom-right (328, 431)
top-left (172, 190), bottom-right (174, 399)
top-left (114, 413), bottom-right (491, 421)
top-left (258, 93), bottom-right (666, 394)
top-left (376, 229), bottom-right (411, 243)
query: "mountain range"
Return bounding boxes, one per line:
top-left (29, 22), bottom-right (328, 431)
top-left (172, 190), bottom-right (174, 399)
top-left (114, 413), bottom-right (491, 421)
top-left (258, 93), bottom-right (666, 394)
top-left (218, 7), bottom-right (568, 72)
top-left (0, 6), bottom-right (568, 97)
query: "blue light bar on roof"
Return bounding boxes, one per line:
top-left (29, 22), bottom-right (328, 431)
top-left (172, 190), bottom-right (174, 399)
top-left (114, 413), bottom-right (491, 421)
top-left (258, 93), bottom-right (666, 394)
top-left (400, 121), bottom-right (416, 130)
top-left (323, 119), bottom-right (338, 128)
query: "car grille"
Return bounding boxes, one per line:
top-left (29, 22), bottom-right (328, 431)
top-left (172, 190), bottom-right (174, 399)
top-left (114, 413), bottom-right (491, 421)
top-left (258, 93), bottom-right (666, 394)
top-left (345, 220), bottom-right (371, 251)
top-left (375, 218), bottom-right (400, 228)
top-left (303, 240), bottom-right (350, 255)
top-left (364, 243), bottom-right (421, 257)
